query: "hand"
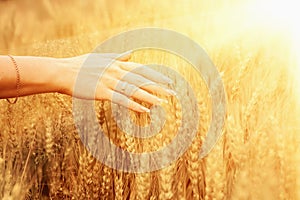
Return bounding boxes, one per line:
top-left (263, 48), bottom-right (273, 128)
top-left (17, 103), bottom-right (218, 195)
top-left (61, 52), bottom-right (176, 113)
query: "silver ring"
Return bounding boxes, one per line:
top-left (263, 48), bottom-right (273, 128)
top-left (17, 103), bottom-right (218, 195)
top-left (118, 82), bottom-right (138, 96)
top-left (120, 82), bottom-right (127, 93)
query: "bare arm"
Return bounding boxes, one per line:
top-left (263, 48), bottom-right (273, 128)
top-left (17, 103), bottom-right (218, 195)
top-left (0, 55), bottom-right (66, 98)
top-left (0, 54), bottom-right (174, 112)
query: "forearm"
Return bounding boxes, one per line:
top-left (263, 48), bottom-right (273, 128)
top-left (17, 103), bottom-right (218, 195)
top-left (0, 55), bottom-right (68, 98)
top-left (0, 53), bottom-right (176, 112)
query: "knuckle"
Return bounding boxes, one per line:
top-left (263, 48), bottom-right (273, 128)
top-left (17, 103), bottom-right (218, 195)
top-left (107, 64), bottom-right (121, 75)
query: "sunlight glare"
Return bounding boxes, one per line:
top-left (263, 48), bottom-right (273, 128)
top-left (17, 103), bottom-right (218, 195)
top-left (248, 0), bottom-right (300, 98)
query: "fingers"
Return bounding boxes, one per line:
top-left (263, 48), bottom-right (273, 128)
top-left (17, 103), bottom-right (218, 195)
top-left (105, 89), bottom-right (150, 113)
top-left (104, 62), bottom-right (176, 96)
top-left (88, 53), bottom-right (177, 113)
top-left (112, 80), bottom-right (168, 105)
top-left (103, 62), bottom-right (176, 96)
top-left (97, 77), bottom-right (169, 113)
top-left (117, 61), bottom-right (173, 84)
top-left (117, 52), bottom-right (132, 61)
top-left (102, 51), bottom-right (132, 61)
top-left (114, 68), bottom-right (176, 96)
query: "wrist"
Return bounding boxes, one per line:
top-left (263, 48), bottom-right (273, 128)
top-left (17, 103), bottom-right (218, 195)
top-left (54, 57), bottom-right (77, 96)
top-left (11, 56), bottom-right (72, 97)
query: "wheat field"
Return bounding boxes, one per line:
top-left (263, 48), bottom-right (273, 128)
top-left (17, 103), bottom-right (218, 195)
top-left (0, 0), bottom-right (300, 199)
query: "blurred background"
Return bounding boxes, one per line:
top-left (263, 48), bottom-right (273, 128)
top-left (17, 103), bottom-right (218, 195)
top-left (0, 0), bottom-right (296, 51)
top-left (0, 0), bottom-right (299, 199)
top-left (1, 0), bottom-right (299, 86)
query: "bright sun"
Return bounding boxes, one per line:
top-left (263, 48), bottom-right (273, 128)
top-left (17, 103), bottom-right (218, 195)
top-left (247, 0), bottom-right (300, 97)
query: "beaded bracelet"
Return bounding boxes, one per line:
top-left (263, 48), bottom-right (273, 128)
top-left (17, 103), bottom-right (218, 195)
top-left (6, 55), bottom-right (21, 104)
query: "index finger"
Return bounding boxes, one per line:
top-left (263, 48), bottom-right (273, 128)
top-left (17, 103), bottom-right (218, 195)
top-left (102, 52), bottom-right (132, 61)
top-left (117, 61), bottom-right (173, 85)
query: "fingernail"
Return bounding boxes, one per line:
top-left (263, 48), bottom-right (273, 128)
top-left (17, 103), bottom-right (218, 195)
top-left (140, 106), bottom-right (150, 113)
top-left (154, 98), bottom-right (167, 105)
top-left (166, 89), bottom-right (177, 96)
top-left (164, 77), bottom-right (173, 84)
top-left (158, 98), bottom-right (168, 104)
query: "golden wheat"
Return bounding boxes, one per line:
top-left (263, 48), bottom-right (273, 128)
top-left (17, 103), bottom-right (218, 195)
top-left (0, 0), bottom-right (300, 199)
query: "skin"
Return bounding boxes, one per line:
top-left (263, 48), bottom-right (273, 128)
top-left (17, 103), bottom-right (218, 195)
top-left (0, 53), bottom-right (175, 112)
